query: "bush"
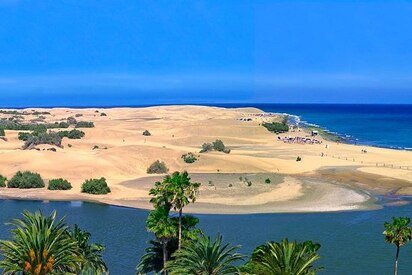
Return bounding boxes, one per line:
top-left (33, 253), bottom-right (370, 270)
top-left (58, 129), bottom-right (85, 139)
top-left (75, 113), bottom-right (83, 117)
top-left (18, 132), bottom-right (31, 141)
top-left (296, 156), bottom-right (302, 162)
top-left (212, 140), bottom-right (226, 152)
top-left (147, 160), bottom-right (169, 174)
top-left (200, 140), bottom-right (230, 154)
top-left (0, 175), bottom-right (6, 187)
top-left (265, 178), bottom-right (271, 184)
top-left (200, 143), bottom-right (213, 153)
top-left (92, 145), bottom-right (99, 150)
top-left (67, 116), bottom-right (77, 125)
top-left (48, 178), bottom-right (72, 190)
top-left (8, 171), bottom-right (45, 189)
top-left (142, 130), bottom-right (151, 136)
top-left (262, 122), bottom-right (289, 134)
top-left (181, 152), bottom-right (197, 164)
top-left (81, 177), bottom-right (111, 194)
top-left (22, 132), bottom-right (62, 149)
top-left (75, 121), bottom-right (95, 128)
top-left (0, 128), bottom-right (4, 137)
top-left (100, 113), bottom-right (107, 116)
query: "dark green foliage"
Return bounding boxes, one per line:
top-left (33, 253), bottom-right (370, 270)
top-left (142, 130), bottom-right (151, 136)
top-left (22, 131), bottom-right (62, 149)
top-left (181, 152), bottom-right (197, 163)
top-left (200, 139), bottom-right (231, 153)
top-left (0, 128), bottom-right (4, 137)
top-left (0, 121), bottom-right (70, 131)
top-left (262, 121), bottom-right (289, 134)
top-left (166, 234), bottom-right (244, 275)
top-left (100, 113), bottom-right (107, 116)
top-left (0, 175), bottom-right (6, 187)
top-left (48, 178), bottom-right (73, 190)
top-left (58, 129), bottom-right (85, 139)
top-left (265, 178), bottom-right (271, 184)
top-left (69, 225), bottom-right (108, 273)
top-left (18, 132), bottom-right (31, 141)
top-left (81, 177), bottom-right (111, 194)
top-left (75, 121), bottom-right (94, 128)
top-left (212, 139), bottom-right (226, 151)
top-left (147, 160), bottom-right (169, 174)
top-left (296, 156), bottom-right (302, 162)
top-left (7, 171), bottom-right (45, 189)
top-left (0, 110), bottom-right (49, 115)
top-left (200, 142), bottom-right (213, 153)
top-left (243, 239), bottom-right (322, 275)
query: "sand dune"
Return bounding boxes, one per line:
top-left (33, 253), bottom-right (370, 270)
top-left (0, 105), bottom-right (411, 213)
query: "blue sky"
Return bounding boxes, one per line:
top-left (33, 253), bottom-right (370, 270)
top-left (0, 0), bottom-right (412, 106)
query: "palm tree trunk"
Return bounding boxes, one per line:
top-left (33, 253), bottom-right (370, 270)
top-left (178, 208), bottom-right (182, 250)
top-left (394, 245), bottom-right (400, 275)
top-left (163, 241), bottom-right (168, 275)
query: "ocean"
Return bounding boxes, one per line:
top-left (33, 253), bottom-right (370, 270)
top-left (214, 104), bottom-right (412, 150)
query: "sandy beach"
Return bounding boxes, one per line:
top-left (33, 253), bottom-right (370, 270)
top-left (0, 105), bottom-right (411, 214)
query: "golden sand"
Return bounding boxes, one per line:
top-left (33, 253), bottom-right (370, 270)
top-left (0, 105), bottom-right (411, 213)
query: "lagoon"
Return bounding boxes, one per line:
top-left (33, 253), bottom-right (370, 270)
top-left (1, 198), bottom-right (412, 274)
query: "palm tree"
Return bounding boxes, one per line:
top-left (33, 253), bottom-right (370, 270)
top-left (165, 234), bottom-right (244, 275)
top-left (168, 171), bottom-right (200, 249)
top-left (146, 206), bottom-right (177, 274)
top-left (246, 238), bottom-right (322, 275)
top-left (0, 210), bottom-right (81, 274)
top-left (383, 217), bottom-right (412, 275)
top-left (137, 215), bottom-right (202, 274)
top-left (69, 224), bottom-right (108, 274)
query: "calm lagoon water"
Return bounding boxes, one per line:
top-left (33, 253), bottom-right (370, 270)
top-left (0, 199), bottom-right (411, 274)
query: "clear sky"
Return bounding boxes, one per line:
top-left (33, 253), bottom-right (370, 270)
top-left (1, 0), bottom-right (412, 106)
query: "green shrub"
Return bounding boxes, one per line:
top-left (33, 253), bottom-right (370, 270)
top-left (100, 113), bottom-right (107, 116)
top-left (147, 160), bottom-right (169, 174)
top-left (0, 128), bottom-right (4, 137)
top-left (296, 156), bottom-right (302, 162)
top-left (262, 122), bottom-right (289, 134)
top-left (92, 145), bottom-right (99, 150)
top-left (58, 129), bottom-right (85, 139)
top-left (200, 143), bottom-right (213, 153)
top-left (142, 130), bottom-right (151, 136)
top-left (212, 139), bottom-right (226, 152)
top-left (265, 178), bottom-right (271, 184)
top-left (18, 132), bottom-right (31, 141)
top-left (8, 171), bottom-right (45, 189)
top-left (181, 152), bottom-right (197, 163)
top-left (22, 132), bottom-right (62, 149)
top-left (48, 178), bottom-right (72, 190)
top-left (81, 177), bottom-right (111, 194)
top-left (0, 175), bottom-right (6, 187)
top-left (75, 121), bottom-right (94, 128)
top-left (68, 144), bottom-right (72, 148)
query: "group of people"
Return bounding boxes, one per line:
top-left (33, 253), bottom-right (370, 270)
top-left (277, 135), bottom-right (323, 145)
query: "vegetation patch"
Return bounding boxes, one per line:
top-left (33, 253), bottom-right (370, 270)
top-left (0, 175), bottom-right (6, 187)
top-left (100, 112), bottom-right (107, 116)
top-left (262, 121), bottom-right (289, 134)
top-left (81, 177), bottom-right (111, 194)
top-left (0, 128), bottom-right (5, 137)
top-left (57, 129), bottom-right (85, 139)
top-left (75, 121), bottom-right (95, 128)
top-left (181, 152), bottom-right (198, 163)
top-left (48, 178), bottom-right (72, 190)
top-left (7, 171), bottom-right (45, 189)
top-left (200, 139), bottom-right (231, 154)
top-left (142, 130), bottom-right (151, 136)
top-left (265, 178), bottom-right (271, 184)
top-left (147, 160), bottom-right (169, 174)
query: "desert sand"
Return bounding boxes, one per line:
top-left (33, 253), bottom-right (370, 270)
top-left (0, 105), bottom-right (411, 214)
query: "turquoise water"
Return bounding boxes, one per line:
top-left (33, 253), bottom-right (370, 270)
top-left (0, 199), bottom-right (411, 274)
